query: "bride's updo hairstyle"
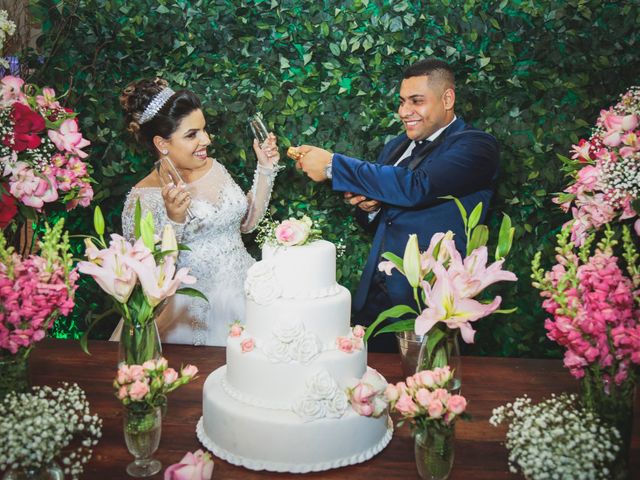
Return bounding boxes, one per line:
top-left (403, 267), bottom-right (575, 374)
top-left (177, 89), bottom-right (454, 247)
top-left (120, 77), bottom-right (202, 153)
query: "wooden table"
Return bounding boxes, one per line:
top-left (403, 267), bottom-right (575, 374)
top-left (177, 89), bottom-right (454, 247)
top-left (20, 339), bottom-right (640, 479)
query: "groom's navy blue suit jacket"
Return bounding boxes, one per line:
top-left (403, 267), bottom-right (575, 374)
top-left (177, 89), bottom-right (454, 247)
top-left (331, 117), bottom-right (500, 313)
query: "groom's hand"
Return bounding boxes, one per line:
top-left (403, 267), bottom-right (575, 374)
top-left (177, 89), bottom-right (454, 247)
top-left (295, 145), bottom-right (332, 182)
top-left (344, 192), bottom-right (381, 213)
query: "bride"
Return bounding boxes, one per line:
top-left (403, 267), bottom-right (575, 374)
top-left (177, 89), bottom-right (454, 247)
top-left (116, 78), bottom-right (280, 346)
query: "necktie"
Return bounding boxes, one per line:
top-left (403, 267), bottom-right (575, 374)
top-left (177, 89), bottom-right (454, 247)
top-left (397, 139), bottom-right (431, 168)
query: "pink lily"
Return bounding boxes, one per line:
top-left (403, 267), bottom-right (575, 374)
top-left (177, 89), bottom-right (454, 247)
top-left (48, 119), bottom-right (91, 158)
top-left (420, 231), bottom-right (459, 273)
top-left (36, 87), bottom-right (61, 109)
top-left (448, 246), bottom-right (517, 298)
top-left (414, 263), bottom-right (502, 343)
top-left (77, 248), bottom-right (138, 303)
top-left (123, 254), bottom-right (196, 307)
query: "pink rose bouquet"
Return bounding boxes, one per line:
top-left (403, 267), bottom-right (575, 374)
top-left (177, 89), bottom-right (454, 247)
top-left (365, 199), bottom-right (517, 388)
top-left (0, 75), bottom-right (94, 224)
top-left (78, 205), bottom-right (206, 364)
top-left (346, 368), bottom-right (388, 417)
top-left (164, 449), bottom-right (214, 480)
top-left (386, 367), bottom-right (469, 479)
top-left (113, 357), bottom-right (198, 410)
top-left (554, 86), bottom-right (640, 246)
top-left (0, 219), bottom-right (77, 359)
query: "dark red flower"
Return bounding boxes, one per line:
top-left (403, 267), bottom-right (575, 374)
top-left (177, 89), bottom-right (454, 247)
top-left (0, 186), bottom-right (18, 228)
top-left (3, 102), bottom-right (46, 152)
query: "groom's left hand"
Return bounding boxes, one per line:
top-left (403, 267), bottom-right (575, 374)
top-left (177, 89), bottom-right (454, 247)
top-left (295, 145), bottom-right (332, 182)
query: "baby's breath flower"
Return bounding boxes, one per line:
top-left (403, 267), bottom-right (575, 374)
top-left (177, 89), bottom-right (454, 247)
top-left (0, 383), bottom-right (102, 479)
top-left (490, 394), bottom-right (621, 480)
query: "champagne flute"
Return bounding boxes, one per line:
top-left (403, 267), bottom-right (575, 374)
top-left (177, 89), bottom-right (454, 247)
top-left (155, 157), bottom-right (196, 221)
top-left (248, 113), bottom-right (269, 147)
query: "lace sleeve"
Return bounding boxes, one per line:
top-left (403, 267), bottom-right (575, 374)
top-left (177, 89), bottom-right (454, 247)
top-left (121, 188), bottom-right (186, 242)
top-left (240, 164), bottom-right (278, 233)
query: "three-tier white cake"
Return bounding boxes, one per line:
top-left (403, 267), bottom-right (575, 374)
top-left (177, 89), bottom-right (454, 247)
top-left (196, 240), bottom-right (393, 473)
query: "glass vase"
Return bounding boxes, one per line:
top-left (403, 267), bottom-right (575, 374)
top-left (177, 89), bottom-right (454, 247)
top-left (0, 354), bottom-right (30, 401)
top-left (580, 374), bottom-right (635, 480)
top-left (395, 331), bottom-right (425, 378)
top-left (416, 328), bottom-right (461, 392)
top-left (2, 462), bottom-right (64, 480)
top-left (123, 405), bottom-right (162, 477)
top-left (414, 425), bottom-right (455, 480)
top-left (118, 319), bottom-right (162, 366)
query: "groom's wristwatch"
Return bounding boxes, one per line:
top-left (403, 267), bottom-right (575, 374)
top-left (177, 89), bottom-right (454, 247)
top-left (325, 156), bottom-right (333, 180)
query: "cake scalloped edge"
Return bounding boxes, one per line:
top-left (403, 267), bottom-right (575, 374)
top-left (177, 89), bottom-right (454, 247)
top-left (196, 416), bottom-right (394, 473)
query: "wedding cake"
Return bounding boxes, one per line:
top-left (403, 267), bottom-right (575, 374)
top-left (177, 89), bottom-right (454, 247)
top-left (197, 238), bottom-right (393, 473)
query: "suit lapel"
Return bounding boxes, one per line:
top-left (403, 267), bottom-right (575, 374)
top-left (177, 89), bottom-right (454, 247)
top-left (407, 119), bottom-right (466, 171)
top-left (383, 137), bottom-right (412, 165)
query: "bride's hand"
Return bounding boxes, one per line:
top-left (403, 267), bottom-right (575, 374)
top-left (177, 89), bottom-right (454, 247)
top-left (253, 133), bottom-right (280, 169)
top-left (161, 182), bottom-right (191, 224)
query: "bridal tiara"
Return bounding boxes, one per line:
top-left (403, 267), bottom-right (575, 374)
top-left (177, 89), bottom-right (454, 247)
top-left (139, 87), bottom-right (175, 124)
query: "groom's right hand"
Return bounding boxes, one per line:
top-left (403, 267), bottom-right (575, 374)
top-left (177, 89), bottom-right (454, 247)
top-left (344, 192), bottom-right (381, 213)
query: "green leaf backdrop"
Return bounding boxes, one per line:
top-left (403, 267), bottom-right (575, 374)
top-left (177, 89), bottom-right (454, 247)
top-left (26, 0), bottom-right (640, 357)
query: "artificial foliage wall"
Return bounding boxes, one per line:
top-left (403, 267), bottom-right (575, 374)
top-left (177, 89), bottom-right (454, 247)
top-left (27, 0), bottom-right (640, 357)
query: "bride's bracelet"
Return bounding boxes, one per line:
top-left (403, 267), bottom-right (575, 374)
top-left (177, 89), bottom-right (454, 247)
top-left (256, 164), bottom-right (279, 177)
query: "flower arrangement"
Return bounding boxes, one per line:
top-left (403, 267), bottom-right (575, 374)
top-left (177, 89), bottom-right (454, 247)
top-left (489, 393), bottom-right (621, 480)
top-left (0, 76), bottom-right (94, 225)
top-left (0, 219), bottom-right (77, 357)
top-left (346, 368), bottom-right (388, 417)
top-left (336, 324), bottom-right (365, 353)
top-left (555, 86), bottom-right (640, 245)
top-left (78, 204), bottom-right (206, 364)
top-left (385, 367), bottom-right (468, 479)
top-left (255, 213), bottom-right (322, 247)
top-left (0, 383), bottom-right (102, 479)
top-left (114, 357), bottom-right (198, 411)
top-left (0, 10), bottom-right (16, 70)
top-left (164, 449), bottom-right (214, 480)
top-left (365, 199), bottom-right (516, 382)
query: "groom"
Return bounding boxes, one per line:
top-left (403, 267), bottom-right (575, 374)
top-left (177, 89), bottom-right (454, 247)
top-left (296, 58), bottom-right (500, 352)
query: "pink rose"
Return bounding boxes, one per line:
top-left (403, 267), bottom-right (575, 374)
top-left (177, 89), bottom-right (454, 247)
top-left (229, 323), bottom-right (243, 337)
top-left (129, 380), bottom-right (150, 401)
top-left (164, 449), bottom-right (214, 480)
top-left (352, 325), bottom-right (365, 338)
top-left (117, 386), bottom-right (128, 400)
top-left (163, 368), bottom-right (179, 385)
top-left (274, 218), bottom-right (310, 246)
top-left (156, 358), bottom-right (168, 370)
top-left (447, 394), bottom-right (467, 415)
top-left (142, 360), bottom-right (156, 371)
top-left (406, 375), bottom-right (417, 390)
top-left (240, 338), bottom-right (255, 353)
top-left (181, 365), bottom-right (198, 378)
top-left (128, 365), bottom-right (146, 382)
top-left (415, 388), bottom-right (433, 408)
top-left (395, 393), bottom-right (419, 416)
top-left (384, 384), bottom-right (400, 402)
top-left (417, 370), bottom-right (435, 388)
top-left (336, 336), bottom-right (354, 353)
top-left (427, 399), bottom-right (444, 419)
top-left (116, 365), bottom-right (130, 384)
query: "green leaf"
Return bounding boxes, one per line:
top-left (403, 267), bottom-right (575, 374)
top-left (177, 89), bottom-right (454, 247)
top-left (440, 195), bottom-right (467, 228)
top-left (376, 319), bottom-right (416, 334)
top-left (468, 202), bottom-right (483, 231)
top-left (140, 213), bottom-right (155, 250)
top-left (134, 199), bottom-right (142, 240)
top-left (176, 287), bottom-right (209, 302)
top-left (381, 251), bottom-right (405, 274)
top-left (468, 224), bottom-right (489, 253)
top-left (364, 304), bottom-right (418, 342)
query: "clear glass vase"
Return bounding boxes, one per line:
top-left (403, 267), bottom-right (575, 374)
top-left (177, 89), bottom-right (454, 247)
top-left (580, 374), bottom-right (635, 480)
top-left (118, 319), bottom-right (162, 366)
top-left (0, 353), bottom-right (30, 401)
top-left (123, 405), bottom-right (162, 477)
top-left (395, 331), bottom-right (425, 378)
top-left (414, 425), bottom-right (455, 480)
top-left (416, 328), bottom-right (461, 392)
top-left (2, 462), bottom-right (64, 480)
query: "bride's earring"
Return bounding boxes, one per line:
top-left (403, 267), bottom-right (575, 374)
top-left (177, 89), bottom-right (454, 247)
top-left (161, 149), bottom-right (168, 155)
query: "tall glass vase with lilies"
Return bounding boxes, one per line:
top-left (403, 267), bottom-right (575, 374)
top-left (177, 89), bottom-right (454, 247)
top-left (364, 198), bottom-right (517, 389)
top-left (78, 202), bottom-right (206, 365)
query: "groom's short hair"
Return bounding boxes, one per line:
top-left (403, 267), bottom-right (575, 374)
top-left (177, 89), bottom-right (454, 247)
top-left (403, 59), bottom-right (455, 91)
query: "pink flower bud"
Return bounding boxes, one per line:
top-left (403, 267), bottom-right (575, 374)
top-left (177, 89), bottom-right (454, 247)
top-left (240, 338), bottom-right (255, 353)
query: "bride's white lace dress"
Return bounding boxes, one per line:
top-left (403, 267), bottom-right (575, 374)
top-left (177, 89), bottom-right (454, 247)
top-left (119, 159), bottom-right (276, 346)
